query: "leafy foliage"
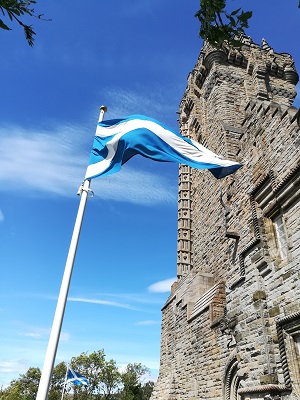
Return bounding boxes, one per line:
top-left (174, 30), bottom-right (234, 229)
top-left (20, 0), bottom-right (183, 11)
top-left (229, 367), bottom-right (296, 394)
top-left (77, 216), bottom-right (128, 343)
top-left (0, 364), bottom-right (67, 400)
top-left (99, 359), bottom-right (122, 399)
top-left (195, 0), bottom-right (253, 46)
top-left (71, 350), bottom-right (108, 399)
top-left (138, 380), bottom-right (155, 400)
top-left (0, 355), bottom-right (154, 400)
top-left (0, 367), bottom-right (41, 400)
top-left (118, 363), bottom-right (150, 400)
top-left (49, 362), bottom-right (67, 400)
top-left (0, 0), bottom-right (49, 46)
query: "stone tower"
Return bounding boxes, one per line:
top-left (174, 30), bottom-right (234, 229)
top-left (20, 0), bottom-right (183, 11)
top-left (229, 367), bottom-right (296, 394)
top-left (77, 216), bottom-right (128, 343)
top-left (152, 36), bottom-right (300, 400)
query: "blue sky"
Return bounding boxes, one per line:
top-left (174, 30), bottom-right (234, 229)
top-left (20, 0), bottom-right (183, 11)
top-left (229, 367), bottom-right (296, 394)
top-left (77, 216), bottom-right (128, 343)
top-left (0, 0), bottom-right (299, 388)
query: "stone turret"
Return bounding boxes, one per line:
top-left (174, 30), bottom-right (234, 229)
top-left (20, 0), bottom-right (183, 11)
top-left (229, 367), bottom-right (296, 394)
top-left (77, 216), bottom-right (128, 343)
top-left (153, 36), bottom-right (300, 400)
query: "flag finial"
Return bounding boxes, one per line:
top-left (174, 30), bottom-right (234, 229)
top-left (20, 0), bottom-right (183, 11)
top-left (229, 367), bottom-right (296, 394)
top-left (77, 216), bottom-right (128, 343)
top-left (99, 106), bottom-right (107, 123)
top-left (100, 105), bottom-right (108, 113)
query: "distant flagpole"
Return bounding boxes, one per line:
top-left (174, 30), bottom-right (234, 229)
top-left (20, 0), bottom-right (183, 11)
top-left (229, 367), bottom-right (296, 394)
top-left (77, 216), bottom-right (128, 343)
top-left (36, 106), bottom-right (107, 400)
top-left (60, 362), bottom-right (69, 400)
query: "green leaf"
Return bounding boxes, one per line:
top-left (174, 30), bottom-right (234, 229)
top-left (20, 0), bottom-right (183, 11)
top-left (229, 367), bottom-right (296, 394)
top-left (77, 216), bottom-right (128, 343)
top-left (229, 16), bottom-right (236, 27)
top-left (0, 18), bottom-right (11, 30)
top-left (231, 8), bottom-right (241, 16)
top-left (24, 24), bottom-right (35, 46)
top-left (238, 10), bottom-right (252, 23)
top-left (242, 11), bottom-right (253, 20)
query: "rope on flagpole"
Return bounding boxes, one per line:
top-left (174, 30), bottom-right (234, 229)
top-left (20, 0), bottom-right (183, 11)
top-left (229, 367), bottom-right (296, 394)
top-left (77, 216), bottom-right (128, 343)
top-left (36, 106), bottom-right (107, 400)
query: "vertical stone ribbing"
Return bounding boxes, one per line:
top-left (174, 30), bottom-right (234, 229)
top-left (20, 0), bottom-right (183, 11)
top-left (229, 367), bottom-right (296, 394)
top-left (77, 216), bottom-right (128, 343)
top-left (177, 122), bottom-right (193, 278)
top-left (177, 163), bottom-right (193, 278)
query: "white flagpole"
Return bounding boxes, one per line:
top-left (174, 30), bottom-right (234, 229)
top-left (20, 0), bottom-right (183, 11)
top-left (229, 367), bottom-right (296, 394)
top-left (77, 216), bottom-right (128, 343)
top-left (36, 106), bottom-right (107, 400)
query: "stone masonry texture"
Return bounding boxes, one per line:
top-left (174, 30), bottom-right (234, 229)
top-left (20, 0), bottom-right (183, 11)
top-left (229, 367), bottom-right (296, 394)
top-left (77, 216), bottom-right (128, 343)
top-left (151, 36), bottom-right (300, 400)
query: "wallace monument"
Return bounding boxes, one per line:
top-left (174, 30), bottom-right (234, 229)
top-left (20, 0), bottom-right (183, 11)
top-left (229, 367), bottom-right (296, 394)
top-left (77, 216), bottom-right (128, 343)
top-left (152, 35), bottom-right (300, 400)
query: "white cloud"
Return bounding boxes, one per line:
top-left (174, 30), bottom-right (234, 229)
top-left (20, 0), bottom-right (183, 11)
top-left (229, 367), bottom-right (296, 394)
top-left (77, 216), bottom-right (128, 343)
top-left (68, 296), bottom-right (141, 311)
top-left (20, 325), bottom-right (69, 342)
top-left (23, 326), bottom-right (50, 339)
top-left (24, 332), bottom-right (43, 338)
top-left (101, 86), bottom-right (180, 129)
top-left (0, 360), bottom-right (26, 374)
top-left (0, 359), bottom-right (29, 387)
top-left (60, 332), bottom-right (70, 342)
top-left (135, 320), bottom-right (159, 326)
top-left (0, 359), bottom-right (43, 389)
top-left (0, 209), bottom-right (3, 223)
top-left (93, 292), bottom-right (167, 305)
top-left (0, 124), bottom-right (86, 195)
top-left (148, 277), bottom-right (176, 293)
top-left (20, 290), bottom-right (166, 307)
top-left (0, 124), bottom-right (177, 205)
top-left (91, 166), bottom-right (176, 205)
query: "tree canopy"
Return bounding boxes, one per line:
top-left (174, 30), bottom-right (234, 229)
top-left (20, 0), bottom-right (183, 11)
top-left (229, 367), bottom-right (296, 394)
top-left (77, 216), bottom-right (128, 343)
top-left (195, 0), bottom-right (252, 47)
top-left (119, 363), bottom-right (150, 400)
top-left (196, 0), bottom-right (300, 47)
top-left (0, 364), bottom-right (66, 400)
top-left (0, 350), bottom-right (154, 400)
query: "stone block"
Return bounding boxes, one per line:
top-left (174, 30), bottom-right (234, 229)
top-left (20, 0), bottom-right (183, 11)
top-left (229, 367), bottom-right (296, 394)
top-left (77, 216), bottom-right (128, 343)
top-left (252, 290), bottom-right (267, 301)
top-left (259, 373), bottom-right (279, 384)
top-left (269, 306), bottom-right (281, 317)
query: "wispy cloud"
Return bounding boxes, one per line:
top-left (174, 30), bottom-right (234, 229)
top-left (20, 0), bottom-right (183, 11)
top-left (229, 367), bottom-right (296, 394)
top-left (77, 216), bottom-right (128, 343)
top-left (0, 360), bottom-right (27, 374)
top-left (91, 167), bottom-right (176, 205)
top-left (92, 292), bottom-right (168, 305)
top-left (0, 124), bottom-right (177, 205)
top-left (0, 209), bottom-right (4, 223)
top-left (2, 289), bottom-right (169, 308)
top-left (24, 332), bottom-right (47, 339)
top-left (0, 124), bottom-right (86, 196)
top-left (68, 296), bottom-right (141, 311)
top-left (101, 86), bottom-right (180, 128)
top-left (148, 277), bottom-right (176, 293)
top-left (20, 325), bottom-right (70, 342)
top-left (0, 357), bottom-right (39, 387)
top-left (135, 320), bottom-right (159, 326)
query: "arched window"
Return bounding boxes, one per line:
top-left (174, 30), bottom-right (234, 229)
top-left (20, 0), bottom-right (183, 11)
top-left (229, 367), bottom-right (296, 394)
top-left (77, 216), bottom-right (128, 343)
top-left (224, 358), bottom-right (243, 400)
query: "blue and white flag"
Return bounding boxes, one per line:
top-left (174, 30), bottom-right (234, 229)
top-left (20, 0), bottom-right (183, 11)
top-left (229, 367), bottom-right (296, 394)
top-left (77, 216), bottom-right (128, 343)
top-left (85, 114), bottom-right (242, 180)
top-left (67, 368), bottom-right (88, 386)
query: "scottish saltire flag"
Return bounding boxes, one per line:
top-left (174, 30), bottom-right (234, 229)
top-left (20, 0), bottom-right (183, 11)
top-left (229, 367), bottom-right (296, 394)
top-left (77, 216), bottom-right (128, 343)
top-left (85, 115), bottom-right (242, 180)
top-left (67, 368), bottom-right (88, 386)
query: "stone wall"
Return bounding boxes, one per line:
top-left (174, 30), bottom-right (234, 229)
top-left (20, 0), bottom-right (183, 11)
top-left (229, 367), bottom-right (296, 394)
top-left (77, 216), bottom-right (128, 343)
top-left (152, 37), bottom-right (300, 400)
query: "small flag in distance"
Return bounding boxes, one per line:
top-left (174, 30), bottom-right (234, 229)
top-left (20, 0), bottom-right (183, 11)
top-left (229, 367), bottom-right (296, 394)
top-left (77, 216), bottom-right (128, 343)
top-left (67, 368), bottom-right (88, 386)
